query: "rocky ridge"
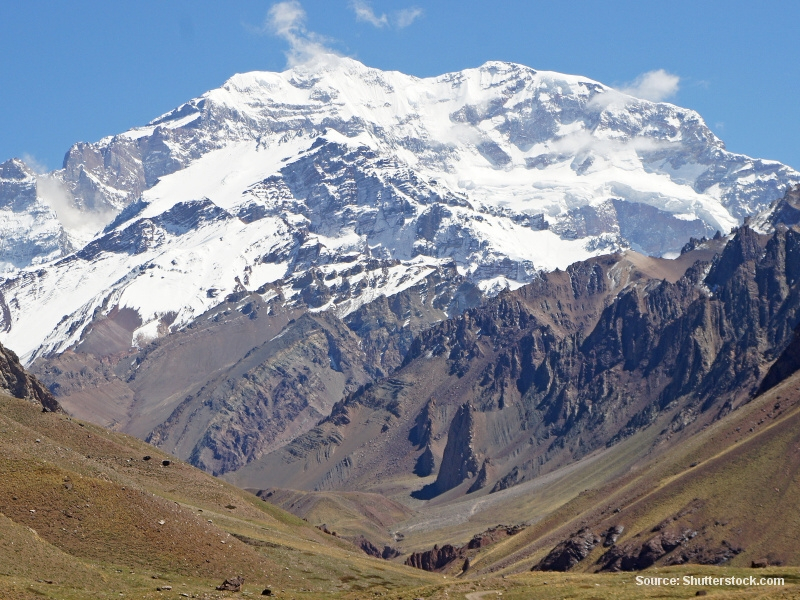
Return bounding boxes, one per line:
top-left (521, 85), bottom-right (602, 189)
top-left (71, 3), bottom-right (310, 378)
top-left (233, 208), bottom-right (800, 504)
top-left (0, 340), bottom-right (60, 413)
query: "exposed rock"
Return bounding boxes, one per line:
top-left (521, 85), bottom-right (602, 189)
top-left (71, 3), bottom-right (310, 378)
top-left (350, 535), bottom-right (383, 558)
top-left (0, 342), bottom-right (61, 413)
top-left (381, 545), bottom-right (401, 560)
top-left (490, 466), bottom-right (522, 493)
top-left (466, 525), bottom-right (524, 549)
top-left (467, 458), bottom-right (491, 493)
top-left (346, 535), bottom-right (400, 560)
top-left (663, 540), bottom-right (742, 566)
top-left (409, 397), bottom-right (436, 448)
top-left (757, 320), bottom-right (800, 395)
top-left (428, 403), bottom-right (479, 496)
top-left (533, 528), bottom-right (600, 571)
top-left (413, 443), bottom-right (436, 477)
top-left (404, 544), bottom-right (464, 572)
top-left (405, 524), bottom-right (523, 572)
top-left (235, 221), bottom-right (800, 501)
top-left (216, 575), bottom-right (244, 591)
top-left (603, 525), bottom-right (624, 547)
top-left (760, 184), bottom-right (800, 230)
top-left (598, 528), bottom-right (698, 571)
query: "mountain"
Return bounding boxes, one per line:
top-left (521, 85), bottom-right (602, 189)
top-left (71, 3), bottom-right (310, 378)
top-left (2, 55), bottom-right (798, 366)
top-left (0, 159), bottom-right (72, 272)
top-left (3, 55), bottom-right (799, 510)
top-left (231, 219), bottom-right (800, 508)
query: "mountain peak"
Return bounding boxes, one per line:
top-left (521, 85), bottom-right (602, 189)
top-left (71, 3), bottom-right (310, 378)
top-left (1, 58), bottom-right (799, 362)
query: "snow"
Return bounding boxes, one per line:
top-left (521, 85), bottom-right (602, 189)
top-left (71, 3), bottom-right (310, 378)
top-left (1, 55), bottom-right (798, 363)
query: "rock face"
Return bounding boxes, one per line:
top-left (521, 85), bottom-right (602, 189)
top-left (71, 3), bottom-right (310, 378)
top-left (0, 342), bottom-right (60, 413)
top-left (422, 403), bottom-right (480, 497)
top-left (534, 528), bottom-right (601, 571)
top-left (598, 529), bottom-right (699, 571)
top-left (405, 544), bottom-right (464, 572)
top-left (241, 216), bottom-right (800, 501)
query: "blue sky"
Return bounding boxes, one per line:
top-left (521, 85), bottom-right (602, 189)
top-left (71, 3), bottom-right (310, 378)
top-left (2, 1), bottom-right (799, 171)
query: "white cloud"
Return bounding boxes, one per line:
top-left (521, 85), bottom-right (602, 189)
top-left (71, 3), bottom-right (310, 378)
top-left (21, 153), bottom-right (50, 175)
top-left (265, 1), bottom-right (335, 66)
top-left (351, 0), bottom-right (388, 27)
top-left (349, 2), bottom-right (422, 29)
top-left (37, 174), bottom-right (115, 234)
top-left (395, 7), bottom-right (423, 28)
top-left (21, 154), bottom-right (114, 235)
top-left (620, 69), bottom-right (680, 102)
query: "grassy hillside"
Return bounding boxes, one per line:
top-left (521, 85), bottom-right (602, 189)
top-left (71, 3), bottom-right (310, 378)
top-left (0, 392), bottom-right (440, 599)
top-left (456, 367), bottom-right (800, 576)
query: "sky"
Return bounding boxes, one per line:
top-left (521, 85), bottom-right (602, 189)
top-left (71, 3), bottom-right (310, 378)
top-left (1, 1), bottom-right (799, 171)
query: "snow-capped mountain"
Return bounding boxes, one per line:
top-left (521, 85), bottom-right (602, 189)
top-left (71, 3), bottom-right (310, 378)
top-left (0, 159), bottom-right (72, 271)
top-left (1, 55), bottom-right (798, 362)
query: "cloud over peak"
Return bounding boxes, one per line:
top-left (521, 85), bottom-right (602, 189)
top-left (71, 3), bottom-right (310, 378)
top-left (266, 1), bottom-right (336, 66)
top-left (620, 69), bottom-right (680, 102)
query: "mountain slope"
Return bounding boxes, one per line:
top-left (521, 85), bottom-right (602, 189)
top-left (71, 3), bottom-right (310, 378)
top-left (231, 222), bottom-right (800, 510)
top-left (462, 362), bottom-right (800, 576)
top-left (0, 361), bottom-right (441, 599)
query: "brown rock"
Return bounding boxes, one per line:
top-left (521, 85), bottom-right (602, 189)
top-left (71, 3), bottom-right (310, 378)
top-left (217, 575), bottom-right (244, 591)
top-left (534, 528), bottom-right (600, 571)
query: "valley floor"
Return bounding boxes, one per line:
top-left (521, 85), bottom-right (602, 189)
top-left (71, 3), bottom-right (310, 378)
top-left (1, 566), bottom-right (798, 599)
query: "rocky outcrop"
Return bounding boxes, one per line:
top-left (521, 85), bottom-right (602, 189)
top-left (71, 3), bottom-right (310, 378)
top-left (216, 576), bottom-right (245, 592)
top-left (426, 403), bottom-right (479, 496)
top-left (534, 528), bottom-right (601, 571)
top-left (405, 544), bottom-right (464, 572)
top-left (490, 466), bottom-right (521, 493)
top-left (467, 458), bottom-right (491, 493)
top-left (759, 184), bottom-right (800, 230)
top-left (405, 525), bottom-right (524, 573)
top-left (413, 444), bottom-right (436, 477)
top-left (466, 525), bottom-right (524, 549)
top-left (347, 536), bottom-right (400, 560)
top-left (409, 397), bottom-right (436, 448)
top-left (0, 342), bottom-right (61, 413)
top-left (603, 525), bottom-right (624, 547)
top-left (756, 321), bottom-right (800, 395)
top-left (598, 529), bottom-right (698, 571)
